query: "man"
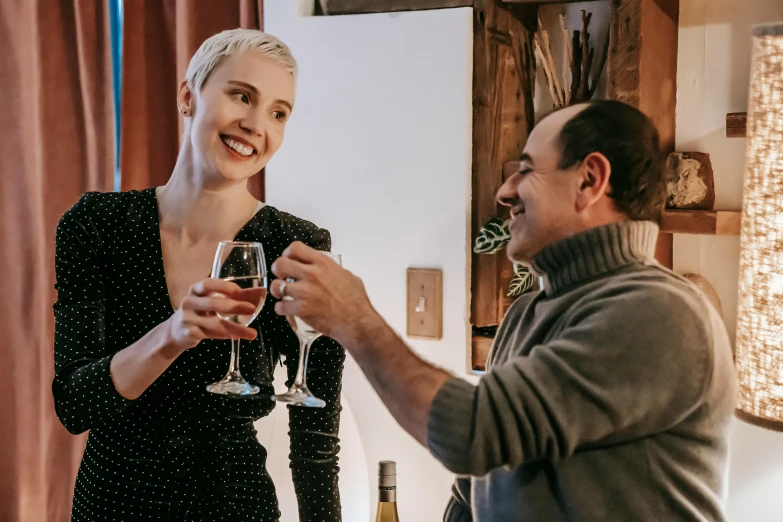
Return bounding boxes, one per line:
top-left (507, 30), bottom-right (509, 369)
top-left (269, 100), bottom-right (737, 521)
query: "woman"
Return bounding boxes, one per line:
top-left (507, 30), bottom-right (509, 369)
top-left (52, 29), bottom-right (344, 522)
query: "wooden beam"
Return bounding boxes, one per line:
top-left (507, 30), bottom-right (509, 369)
top-left (609, 0), bottom-right (679, 151)
top-left (660, 210), bottom-right (742, 236)
top-left (320, 0), bottom-right (472, 15)
top-left (726, 112), bottom-right (747, 138)
top-left (608, 0), bottom-right (679, 268)
top-left (472, 334), bottom-right (494, 371)
top-left (471, 0), bottom-right (536, 328)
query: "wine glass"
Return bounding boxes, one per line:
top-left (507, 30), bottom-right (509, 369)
top-left (273, 251), bottom-right (342, 408)
top-left (206, 241), bottom-right (268, 396)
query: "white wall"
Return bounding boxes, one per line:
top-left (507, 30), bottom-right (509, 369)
top-left (675, 1), bottom-right (783, 520)
top-left (260, 2), bottom-right (476, 520)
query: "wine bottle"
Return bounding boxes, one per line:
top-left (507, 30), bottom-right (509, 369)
top-left (374, 460), bottom-right (400, 522)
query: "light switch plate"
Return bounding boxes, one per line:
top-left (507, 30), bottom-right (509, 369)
top-left (406, 268), bottom-right (443, 340)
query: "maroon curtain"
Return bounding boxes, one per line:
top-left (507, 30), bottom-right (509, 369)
top-left (120, 0), bottom-right (265, 199)
top-left (0, 0), bottom-right (115, 520)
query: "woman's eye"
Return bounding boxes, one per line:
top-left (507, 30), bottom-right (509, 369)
top-left (273, 111), bottom-right (288, 122)
top-left (233, 91), bottom-right (250, 104)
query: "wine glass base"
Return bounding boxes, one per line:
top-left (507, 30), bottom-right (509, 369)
top-left (272, 386), bottom-right (326, 408)
top-left (207, 377), bottom-right (260, 396)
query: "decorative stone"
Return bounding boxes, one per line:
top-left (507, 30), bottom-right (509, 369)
top-left (665, 152), bottom-right (715, 210)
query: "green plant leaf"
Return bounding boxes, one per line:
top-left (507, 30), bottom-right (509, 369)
top-left (508, 263), bottom-right (536, 297)
top-left (474, 218), bottom-right (511, 254)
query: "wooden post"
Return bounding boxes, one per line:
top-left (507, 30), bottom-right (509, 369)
top-left (608, 0), bottom-right (679, 268)
top-left (471, 0), bottom-right (536, 329)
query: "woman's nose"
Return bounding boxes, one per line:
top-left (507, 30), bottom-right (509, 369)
top-left (240, 108), bottom-right (268, 138)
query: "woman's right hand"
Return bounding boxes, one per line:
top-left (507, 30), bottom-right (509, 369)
top-left (166, 278), bottom-right (259, 353)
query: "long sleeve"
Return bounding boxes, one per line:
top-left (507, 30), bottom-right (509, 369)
top-left (443, 477), bottom-right (472, 522)
top-left (52, 193), bottom-right (133, 434)
top-left (281, 227), bottom-right (345, 521)
top-left (427, 284), bottom-right (714, 476)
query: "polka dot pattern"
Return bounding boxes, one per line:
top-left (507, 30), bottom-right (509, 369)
top-left (53, 189), bottom-right (345, 521)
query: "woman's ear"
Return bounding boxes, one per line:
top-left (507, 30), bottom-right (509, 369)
top-left (176, 80), bottom-right (193, 116)
top-left (575, 151), bottom-right (612, 212)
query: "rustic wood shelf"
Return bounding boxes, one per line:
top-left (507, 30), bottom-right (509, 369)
top-left (726, 112), bottom-right (747, 138)
top-left (660, 210), bottom-right (741, 236)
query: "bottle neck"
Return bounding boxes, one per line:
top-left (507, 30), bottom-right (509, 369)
top-left (378, 474), bottom-right (396, 503)
top-left (379, 485), bottom-right (396, 503)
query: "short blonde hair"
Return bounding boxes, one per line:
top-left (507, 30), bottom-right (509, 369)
top-left (185, 28), bottom-right (297, 92)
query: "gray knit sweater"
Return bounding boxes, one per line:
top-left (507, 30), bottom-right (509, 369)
top-left (428, 220), bottom-right (736, 522)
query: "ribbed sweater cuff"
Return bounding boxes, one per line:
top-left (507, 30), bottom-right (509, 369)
top-left (427, 377), bottom-right (477, 472)
top-left (444, 496), bottom-right (473, 522)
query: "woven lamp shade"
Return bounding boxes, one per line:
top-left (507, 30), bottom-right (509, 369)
top-left (735, 22), bottom-right (783, 431)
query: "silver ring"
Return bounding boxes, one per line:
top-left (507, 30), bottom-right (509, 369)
top-left (279, 281), bottom-right (288, 297)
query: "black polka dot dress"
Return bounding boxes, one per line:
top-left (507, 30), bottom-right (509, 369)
top-left (52, 189), bottom-right (344, 522)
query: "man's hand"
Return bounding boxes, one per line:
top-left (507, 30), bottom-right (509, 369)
top-left (270, 241), bottom-right (454, 447)
top-left (269, 241), bottom-right (384, 347)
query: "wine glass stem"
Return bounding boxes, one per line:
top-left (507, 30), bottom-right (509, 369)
top-left (292, 337), bottom-right (313, 388)
top-left (227, 337), bottom-right (242, 377)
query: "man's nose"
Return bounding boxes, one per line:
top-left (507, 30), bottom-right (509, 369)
top-left (496, 174), bottom-right (519, 208)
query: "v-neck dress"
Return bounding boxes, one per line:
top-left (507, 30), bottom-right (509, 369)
top-left (52, 189), bottom-right (345, 522)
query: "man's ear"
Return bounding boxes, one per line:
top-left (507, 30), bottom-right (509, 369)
top-left (575, 151), bottom-right (612, 212)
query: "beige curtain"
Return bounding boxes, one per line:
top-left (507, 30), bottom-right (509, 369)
top-left (120, 0), bottom-right (265, 199)
top-left (0, 0), bottom-right (115, 520)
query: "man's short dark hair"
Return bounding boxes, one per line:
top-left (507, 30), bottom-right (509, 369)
top-left (556, 100), bottom-right (666, 222)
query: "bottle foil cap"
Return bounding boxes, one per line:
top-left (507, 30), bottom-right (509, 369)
top-left (378, 460), bottom-right (396, 477)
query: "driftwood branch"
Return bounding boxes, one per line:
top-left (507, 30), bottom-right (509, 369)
top-left (559, 14), bottom-right (573, 106)
top-left (536, 9), bottom-right (610, 108)
top-left (587, 19), bottom-right (610, 99)
top-left (538, 20), bottom-right (565, 106)
top-left (575, 10), bottom-right (592, 101)
top-left (570, 27), bottom-right (581, 101)
top-left (534, 35), bottom-right (560, 107)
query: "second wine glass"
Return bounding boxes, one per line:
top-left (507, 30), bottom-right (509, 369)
top-left (273, 251), bottom-right (341, 408)
top-left (206, 241), bottom-right (267, 396)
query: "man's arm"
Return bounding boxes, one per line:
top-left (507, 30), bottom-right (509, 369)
top-left (343, 313), bottom-right (452, 446)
